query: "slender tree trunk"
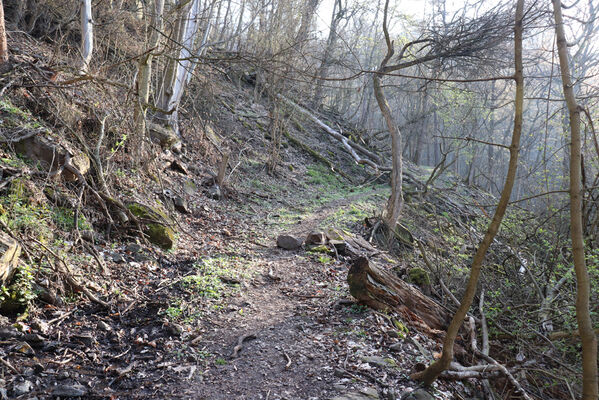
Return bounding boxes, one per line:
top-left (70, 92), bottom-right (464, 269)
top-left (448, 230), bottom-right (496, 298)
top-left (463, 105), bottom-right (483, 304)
top-left (135, 0), bottom-right (164, 158)
top-left (412, 0), bottom-right (525, 385)
top-left (0, 0), bottom-right (8, 64)
top-left (80, 0), bottom-right (93, 73)
top-left (312, 0), bottom-right (343, 108)
top-left (552, 1), bottom-right (599, 398)
top-left (373, 0), bottom-right (403, 232)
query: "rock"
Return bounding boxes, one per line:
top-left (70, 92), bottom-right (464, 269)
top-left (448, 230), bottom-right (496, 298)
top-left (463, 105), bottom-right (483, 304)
top-left (111, 252), bottom-right (126, 263)
top-left (125, 243), bottom-right (142, 254)
top-left (173, 196), bottom-right (190, 214)
top-left (147, 122), bottom-right (180, 149)
top-left (306, 231), bottom-right (327, 245)
top-left (207, 184), bottom-right (222, 200)
top-left (52, 383), bottom-right (88, 397)
top-left (170, 159), bottom-right (189, 175)
top-left (400, 389), bottom-right (434, 400)
top-left (360, 356), bottom-right (395, 368)
top-left (331, 388), bottom-right (379, 400)
top-left (389, 343), bottom-right (402, 352)
top-left (0, 326), bottom-right (21, 339)
top-left (97, 321), bottom-right (112, 332)
top-left (0, 231), bottom-right (21, 285)
top-left (277, 235), bottom-right (303, 250)
top-left (329, 240), bottom-right (346, 254)
top-left (12, 380), bottom-right (33, 396)
top-left (13, 134), bottom-right (89, 181)
top-left (127, 202), bottom-right (176, 250)
top-left (183, 180), bottom-right (199, 195)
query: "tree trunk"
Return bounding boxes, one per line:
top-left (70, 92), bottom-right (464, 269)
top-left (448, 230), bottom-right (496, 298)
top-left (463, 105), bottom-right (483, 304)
top-left (373, 0), bottom-right (403, 232)
top-left (312, 0), bottom-right (343, 108)
top-left (412, 0), bottom-right (525, 385)
top-left (552, 0), bottom-right (599, 397)
top-left (80, 0), bottom-right (93, 73)
top-left (0, 0), bottom-right (7, 64)
top-left (347, 257), bottom-right (449, 331)
top-left (134, 0), bottom-right (164, 159)
top-left (156, 0), bottom-right (201, 135)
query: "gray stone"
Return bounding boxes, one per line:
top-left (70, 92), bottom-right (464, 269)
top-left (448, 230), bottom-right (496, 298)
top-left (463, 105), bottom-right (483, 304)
top-left (111, 253), bottom-right (126, 263)
top-left (13, 380), bottom-right (33, 396)
top-left (52, 383), bottom-right (88, 397)
top-left (331, 388), bottom-right (379, 400)
top-left (97, 321), bottom-right (112, 332)
top-left (207, 184), bottom-right (222, 200)
top-left (400, 389), bottom-right (435, 400)
top-left (183, 179), bottom-right (199, 195)
top-left (125, 243), bottom-right (142, 254)
top-left (360, 356), bottom-right (394, 368)
top-left (173, 196), bottom-right (190, 214)
top-left (277, 235), bottom-right (303, 250)
top-left (389, 343), bottom-right (402, 352)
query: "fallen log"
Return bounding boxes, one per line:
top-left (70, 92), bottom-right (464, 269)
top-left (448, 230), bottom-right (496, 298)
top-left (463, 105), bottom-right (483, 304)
top-left (347, 257), bottom-right (449, 331)
top-left (279, 96), bottom-right (384, 170)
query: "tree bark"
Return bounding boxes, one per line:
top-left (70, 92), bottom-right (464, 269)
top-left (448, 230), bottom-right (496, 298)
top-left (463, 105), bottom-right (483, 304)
top-left (0, 0), bottom-right (8, 64)
top-left (412, 0), bottom-right (525, 385)
top-left (552, 0), bottom-right (599, 398)
top-left (134, 0), bottom-right (165, 159)
top-left (347, 257), bottom-right (449, 331)
top-left (80, 0), bottom-right (93, 73)
top-left (373, 0), bottom-right (403, 232)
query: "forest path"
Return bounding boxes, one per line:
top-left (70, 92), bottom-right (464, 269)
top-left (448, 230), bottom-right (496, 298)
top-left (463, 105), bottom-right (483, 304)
top-left (185, 188), bottom-right (390, 400)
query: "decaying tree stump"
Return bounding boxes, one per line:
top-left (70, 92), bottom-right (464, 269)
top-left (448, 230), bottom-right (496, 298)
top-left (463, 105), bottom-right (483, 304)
top-left (347, 257), bottom-right (448, 331)
top-left (0, 231), bottom-right (21, 285)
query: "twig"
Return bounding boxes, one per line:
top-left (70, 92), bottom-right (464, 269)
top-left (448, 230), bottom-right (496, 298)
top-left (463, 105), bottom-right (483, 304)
top-left (0, 356), bottom-right (20, 375)
top-left (230, 333), bottom-right (257, 359)
top-left (282, 350), bottom-right (291, 369)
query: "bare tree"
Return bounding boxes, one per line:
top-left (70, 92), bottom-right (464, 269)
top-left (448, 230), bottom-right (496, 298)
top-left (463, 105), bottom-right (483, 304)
top-left (412, 0), bottom-right (524, 385)
top-left (552, 0), bottom-right (599, 397)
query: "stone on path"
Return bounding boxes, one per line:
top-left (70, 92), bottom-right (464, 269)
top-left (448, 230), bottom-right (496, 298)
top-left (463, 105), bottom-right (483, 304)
top-left (277, 235), bottom-right (303, 250)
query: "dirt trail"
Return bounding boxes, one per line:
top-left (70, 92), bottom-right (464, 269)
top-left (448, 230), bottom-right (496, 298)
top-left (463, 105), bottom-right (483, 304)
top-left (180, 189), bottom-right (401, 399)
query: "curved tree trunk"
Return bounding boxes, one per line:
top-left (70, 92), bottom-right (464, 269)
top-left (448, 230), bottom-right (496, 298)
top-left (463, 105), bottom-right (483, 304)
top-left (373, 0), bottom-right (403, 232)
top-left (412, 0), bottom-right (525, 385)
top-left (552, 0), bottom-right (599, 398)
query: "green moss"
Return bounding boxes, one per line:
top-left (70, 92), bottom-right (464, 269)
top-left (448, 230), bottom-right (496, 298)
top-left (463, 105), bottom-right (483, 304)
top-left (408, 267), bottom-right (430, 286)
top-left (127, 202), bottom-right (176, 250)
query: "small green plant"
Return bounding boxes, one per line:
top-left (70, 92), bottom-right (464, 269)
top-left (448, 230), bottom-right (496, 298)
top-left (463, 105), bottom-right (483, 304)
top-left (349, 304), bottom-right (369, 314)
top-left (317, 254), bottom-right (333, 265)
top-left (0, 263), bottom-right (37, 315)
top-left (215, 357), bottom-right (227, 365)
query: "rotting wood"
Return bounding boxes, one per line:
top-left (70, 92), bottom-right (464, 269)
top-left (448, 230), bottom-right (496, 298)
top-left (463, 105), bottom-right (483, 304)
top-left (347, 257), bottom-right (448, 331)
top-left (0, 231), bottom-right (21, 285)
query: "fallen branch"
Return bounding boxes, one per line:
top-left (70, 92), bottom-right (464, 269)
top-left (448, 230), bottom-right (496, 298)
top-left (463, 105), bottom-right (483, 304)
top-left (230, 333), bottom-right (257, 359)
top-left (283, 128), bottom-right (352, 182)
top-left (280, 96), bottom-right (384, 170)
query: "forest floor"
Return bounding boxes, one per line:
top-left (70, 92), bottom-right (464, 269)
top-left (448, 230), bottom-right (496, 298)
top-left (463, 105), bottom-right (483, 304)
top-left (1, 157), bottom-right (471, 399)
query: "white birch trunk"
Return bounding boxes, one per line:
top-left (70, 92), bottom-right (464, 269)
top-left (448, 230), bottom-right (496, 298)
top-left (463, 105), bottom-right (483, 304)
top-left (80, 0), bottom-right (93, 73)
